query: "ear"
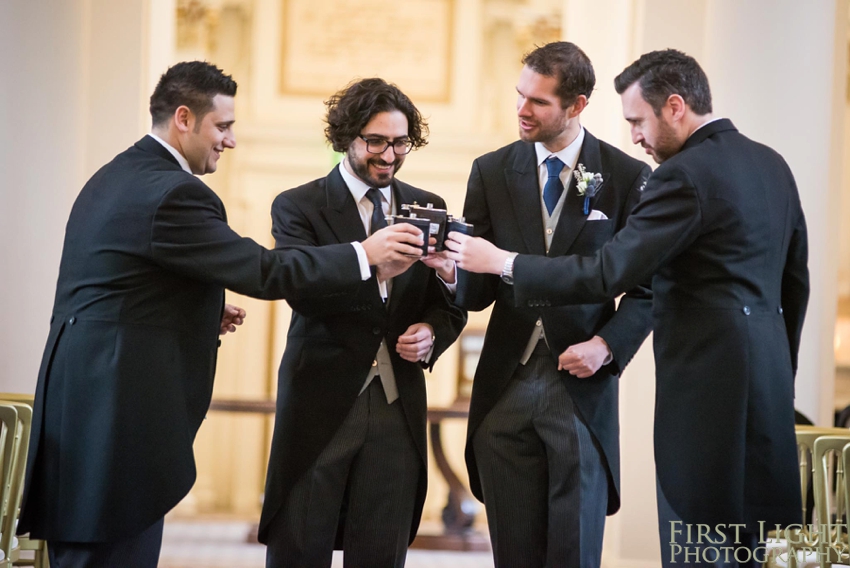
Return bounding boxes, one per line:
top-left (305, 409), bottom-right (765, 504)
top-left (568, 94), bottom-right (588, 118)
top-left (665, 94), bottom-right (687, 122)
top-left (173, 105), bottom-right (193, 134)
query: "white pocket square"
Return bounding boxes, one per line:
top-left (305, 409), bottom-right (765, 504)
top-left (587, 209), bottom-right (608, 221)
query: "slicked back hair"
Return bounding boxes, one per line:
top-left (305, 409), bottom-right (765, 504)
top-left (614, 49), bottom-right (712, 116)
top-left (149, 61), bottom-right (237, 127)
top-left (521, 42), bottom-right (595, 108)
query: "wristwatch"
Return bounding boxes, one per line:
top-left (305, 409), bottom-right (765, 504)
top-left (501, 253), bottom-right (519, 284)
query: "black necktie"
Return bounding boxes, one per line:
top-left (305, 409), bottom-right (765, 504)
top-left (366, 188), bottom-right (387, 235)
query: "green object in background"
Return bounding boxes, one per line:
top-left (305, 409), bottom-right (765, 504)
top-left (330, 149), bottom-right (343, 167)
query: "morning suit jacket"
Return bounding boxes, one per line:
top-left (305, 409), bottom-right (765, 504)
top-left (457, 131), bottom-right (653, 514)
top-left (18, 136), bottom-right (363, 543)
top-left (257, 166), bottom-right (467, 544)
top-left (512, 119), bottom-right (809, 529)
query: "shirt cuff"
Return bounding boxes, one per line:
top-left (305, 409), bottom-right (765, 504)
top-left (350, 242), bottom-right (371, 281)
top-left (423, 344), bottom-right (435, 364)
top-left (596, 335), bottom-right (614, 366)
top-left (438, 274), bottom-right (457, 295)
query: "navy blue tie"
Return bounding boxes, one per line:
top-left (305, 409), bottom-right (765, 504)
top-left (366, 188), bottom-right (387, 235)
top-left (543, 157), bottom-right (565, 215)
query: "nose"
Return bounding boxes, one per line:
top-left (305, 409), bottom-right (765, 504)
top-left (379, 145), bottom-right (395, 163)
top-left (517, 97), bottom-right (531, 117)
top-left (630, 127), bottom-right (642, 146)
top-left (224, 131), bottom-right (236, 149)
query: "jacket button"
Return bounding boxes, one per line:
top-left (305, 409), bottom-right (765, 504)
top-left (372, 327), bottom-right (381, 335)
top-left (742, 306), bottom-right (751, 316)
top-left (372, 360), bottom-right (378, 367)
top-left (778, 307), bottom-right (784, 314)
top-left (535, 319), bottom-right (542, 327)
top-left (69, 317), bottom-right (76, 325)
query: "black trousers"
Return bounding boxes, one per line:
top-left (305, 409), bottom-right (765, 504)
top-left (473, 344), bottom-right (608, 568)
top-left (265, 379), bottom-right (420, 568)
top-left (47, 517), bottom-right (164, 568)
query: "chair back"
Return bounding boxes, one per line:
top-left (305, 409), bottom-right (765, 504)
top-left (0, 404), bottom-right (19, 564)
top-left (812, 434), bottom-right (850, 567)
top-left (0, 396), bottom-right (46, 568)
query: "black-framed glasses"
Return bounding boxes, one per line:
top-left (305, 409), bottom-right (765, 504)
top-left (358, 135), bottom-right (413, 155)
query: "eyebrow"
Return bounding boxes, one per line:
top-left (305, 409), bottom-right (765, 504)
top-left (361, 134), bottom-right (409, 141)
top-left (516, 88), bottom-right (550, 106)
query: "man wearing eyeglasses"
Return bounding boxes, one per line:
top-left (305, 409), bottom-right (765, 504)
top-left (258, 77), bottom-right (466, 568)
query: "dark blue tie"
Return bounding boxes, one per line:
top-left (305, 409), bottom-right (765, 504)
top-left (366, 188), bottom-right (387, 235)
top-left (543, 157), bottom-right (565, 215)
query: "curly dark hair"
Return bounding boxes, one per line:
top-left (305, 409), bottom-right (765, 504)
top-left (324, 78), bottom-right (429, 153)
top-left (521, 42), bottom-right (595, 108)
top-left (149, 61), bottom-right (237, 127)
top-left (614, 49), bottom-right (712, 116)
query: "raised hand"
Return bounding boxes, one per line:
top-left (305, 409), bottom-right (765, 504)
top-left (444, 231), bottom-right (510, 275)
top-left (362, 224), bottom-right (424, 265)
top-left (421, 237), bottom-right (456, 283)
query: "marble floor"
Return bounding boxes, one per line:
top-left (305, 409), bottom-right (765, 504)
top-left (159, 519), bottom-right (494, 568)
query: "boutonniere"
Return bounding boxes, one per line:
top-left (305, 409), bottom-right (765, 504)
top-left (573, 164), bottom-right (604, 215)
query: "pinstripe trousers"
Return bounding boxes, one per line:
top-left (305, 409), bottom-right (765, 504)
top-left (47, 517), bottom-right (164, 568)
top-left (473, 342), bottom-right (608, 568)
top-left (265, 379), bottom-right (420, 568)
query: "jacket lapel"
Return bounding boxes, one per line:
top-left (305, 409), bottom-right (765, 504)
top-left (506, 144), bottom-right (547, 255)
top-left (320, 166), bottom-right (368, 244)
top-left (386, 182), bottom-right (418, 315)
top-left (548, 130), bottom-right (603, 258)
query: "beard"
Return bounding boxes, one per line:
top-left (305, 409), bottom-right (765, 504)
top-left (347, 152), bottom-right (402, 188)
top-left (647, 117), bottom-right (682, 163)
top-left (517, 108), bottom-right (569, 145)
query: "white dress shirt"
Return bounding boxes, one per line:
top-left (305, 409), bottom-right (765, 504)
top-left (338, 161), bottom-right (400, 403)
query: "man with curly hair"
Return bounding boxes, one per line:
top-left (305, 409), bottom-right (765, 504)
top-left (258, 78), bottom-right (466, 568)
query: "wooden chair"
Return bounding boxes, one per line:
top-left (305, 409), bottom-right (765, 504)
top-left (766, 426), bottom-right (850, 568)
top-left (0, 398), bottom-right (46, 568)
top-left (0, 404), bottom-right (19, 568)
top-left (811, 434), bottom-right (850, 568)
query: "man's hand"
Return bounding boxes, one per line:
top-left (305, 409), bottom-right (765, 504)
top-left (362, 224), bottom-right (424, 265)
top-left (421, 238), bottom-right (456, 283)
top-left (377, 256), bottom-right (419, 282)
top-left (557, 336), bottom-right (612, 378)
top-left (220, 304), bottom-right (246, 335)
top-left (396, 323), bottom-right (435, 363)
top-left (444, 232), bottom-right (510, 275)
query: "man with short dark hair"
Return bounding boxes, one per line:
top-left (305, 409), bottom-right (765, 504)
top-left (454, 42), bottom-right (653, 567)
top-left (18, 61), bottom-right (424, 568)
top-left (258, 77), bottom-right (466, 568)
top-left (447, 49), bottom-right (809, 568)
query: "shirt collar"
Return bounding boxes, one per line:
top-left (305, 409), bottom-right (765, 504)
top-left (148, 132), bottom-right (193, 174)
top-left (691, 116), bottom-right (724, 135)
top-left (534, 126), bottom-right (586, 171)
top-left (338, 158), bottom-right (392, 205)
